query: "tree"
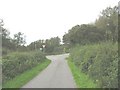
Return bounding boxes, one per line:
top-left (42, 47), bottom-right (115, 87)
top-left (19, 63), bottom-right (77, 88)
top-left (45, 37), bottom-right (61, 53)
top-left (95, 6), bottom-right (118, 42)
top-left (27, 36), bottom-right (61, 53)
top-left (0, 19), bottom-right (27, 54)
top-left (1, 20), bottom-right (17, 55)
top-left (63, 33), bottom-right (70, 44)
top-left (63, 24), bottom-right (105, 45)
top-left (13, 32), bottom-right (26, 47)
top-left (27, 39), bottom-right (44, 51)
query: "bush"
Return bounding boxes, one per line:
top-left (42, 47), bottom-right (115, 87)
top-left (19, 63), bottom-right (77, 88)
top-left (2, 51), bottom-right (46, 83)
top-left (45, 46), bottom-right (65, 55)
top-left (2, 48), bottom-right (10, 56)
top-left (69, 42), bottom-right (118, 88)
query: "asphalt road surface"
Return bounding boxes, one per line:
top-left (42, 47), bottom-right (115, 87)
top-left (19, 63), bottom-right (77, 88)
top-left (22, 54), bottom-right (76, 88)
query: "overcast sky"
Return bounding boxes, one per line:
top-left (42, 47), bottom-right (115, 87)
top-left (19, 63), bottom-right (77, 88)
top-left (0, 0), bottom-right (118, 45)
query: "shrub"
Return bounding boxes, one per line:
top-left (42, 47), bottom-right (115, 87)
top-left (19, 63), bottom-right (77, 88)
top-left (2, 51), bottom-right (46, 83)
top-left (69, 42), bottom-right (118, 88)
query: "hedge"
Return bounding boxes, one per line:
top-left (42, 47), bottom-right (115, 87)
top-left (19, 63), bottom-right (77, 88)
top-left (2, 51), bottom-right (46, 83)
top-left (70, 42), bottom-right (118, 88)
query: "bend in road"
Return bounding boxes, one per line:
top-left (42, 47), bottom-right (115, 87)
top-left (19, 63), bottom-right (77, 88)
top-left (22, 53), bottom-right (76, 88)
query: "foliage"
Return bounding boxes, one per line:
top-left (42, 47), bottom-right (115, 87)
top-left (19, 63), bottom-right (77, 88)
top-left (13, 32), bottom-right (26, 46)
top-left (1, 20), bottom-right (27, 55)
top-left (46, 45), bottom-right (66, 55)
top-left (63, 6), bottom-right (118, 88)
top-left (45, 37), bottom-right (61, 53)
top-left (67, 58), bottom-right (97, 88)
top-left (63, 24), bottom-right (105, 46)
top-left (69, 42), bottom-right (118, 88)
top-left (3, 59), bottom-right (51, 88)
top-left (27, 36), bottom-right (62, 54)
top-left (2, 51), bottom-right (46, 84)
top-left (95, 6), bottom-right (118, 42)
top-left (1, 28), bottom-right (27, 55)
top-left (1, 25), bottom-right (16, 53)
top-left (27, 40), bottom-right (44, 51)
top-left (63, 6), bottom-right (118, 46)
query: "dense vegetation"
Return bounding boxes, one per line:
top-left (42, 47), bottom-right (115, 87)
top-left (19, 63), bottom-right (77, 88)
top-left (3, 59), bottom-right (51, 88)
top-left (0, 16), bottom-right (66, 88)
top-left (0, 4), bottom-right (119, 88)
top-left (63, 6), bottom-right (118, 45)
top-left (0, 18), bottom-right (64, 56)
top-left (68, 57), bottom-right (97, 88)
top-left (69, 43), bottom-right (118, 88)
top-left (28, 37), bottom-right (65, 55)
top-left (2, 51), bottom-right (46, 84)
top-left (64, 6), bottom-right (118, 88)
top-left (0, 15), bottom-right (68, 89)
top-left (0, 19), bottom-right (53, 87)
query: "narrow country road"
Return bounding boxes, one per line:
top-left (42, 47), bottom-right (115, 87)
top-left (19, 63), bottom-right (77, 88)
top-left (22, 54), bottom-right (76, 88)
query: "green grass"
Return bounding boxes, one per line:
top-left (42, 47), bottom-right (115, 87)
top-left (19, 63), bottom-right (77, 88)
top-left (67, 58), bottom-right (97, 88)
top-left (3, 59), bottom-right (51, 88)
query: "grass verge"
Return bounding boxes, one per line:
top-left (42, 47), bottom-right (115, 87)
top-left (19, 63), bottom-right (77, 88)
top-left (67, 58), bottom-right (97, 88)
top-left (3, 59), bottom-right (51, 88)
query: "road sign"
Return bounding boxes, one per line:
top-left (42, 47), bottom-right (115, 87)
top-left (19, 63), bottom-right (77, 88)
top-left (42, 45), bottom-right (45, 48)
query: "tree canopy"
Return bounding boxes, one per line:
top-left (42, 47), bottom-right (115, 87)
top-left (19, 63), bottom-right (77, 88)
top-left (63, 6), bottom-right (118, 46)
